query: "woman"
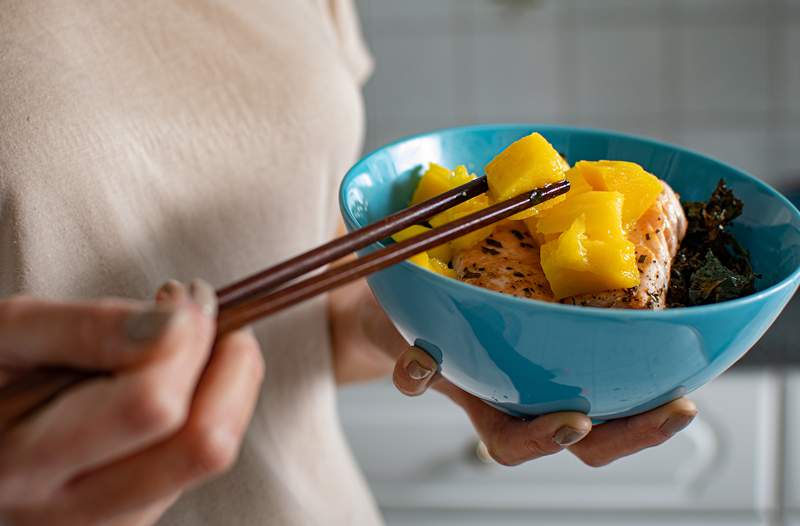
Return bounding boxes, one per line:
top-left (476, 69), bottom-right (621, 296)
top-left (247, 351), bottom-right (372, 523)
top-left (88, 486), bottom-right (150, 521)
top-left (0, 1), bottom-right (697, 525)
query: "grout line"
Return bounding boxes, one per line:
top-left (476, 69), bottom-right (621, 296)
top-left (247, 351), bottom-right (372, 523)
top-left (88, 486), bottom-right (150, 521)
top-left (661, 0), bottom-right (681, 142)
top-left (554, 1), bottom-right (578, 124)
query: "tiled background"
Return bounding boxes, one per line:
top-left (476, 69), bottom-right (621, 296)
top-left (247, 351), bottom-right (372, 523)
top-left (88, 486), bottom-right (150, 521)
top-left (355, 0), bottom-right (800, 192)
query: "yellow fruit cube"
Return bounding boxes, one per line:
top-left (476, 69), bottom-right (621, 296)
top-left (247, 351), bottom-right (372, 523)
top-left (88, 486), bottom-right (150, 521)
top-left (407, 251), bottom-right (430, 269)
top-left (392, 225), bottom-right (452, 263)
top-left (541, 223), bottom-right (639, 299)
top-left (411, 163), bottom-right (454, 205)
top-left (549, 216), bottom-right (590, 272)
top-left (429, 257), bottom-right (457, 278)
top-left (533, 191), bottom-right (627, 239)
top-left (430, 194), bottom-right (494, 251)
top-left (572, 160), bottom-right (664, 225)
top-left (485, 132), bottom-right (568, 202)
top-left (411, 163), bottom-right (476, 206)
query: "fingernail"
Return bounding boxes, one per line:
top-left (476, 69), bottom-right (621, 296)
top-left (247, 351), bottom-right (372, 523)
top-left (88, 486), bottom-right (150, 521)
top-left (406, 360), bottom-right (433, 381)
top-left (659, 413), bottom-right (695, 437)
top-left (156, 279), bottom-right (183, 302)
top-left (553, 426), bottom-right (587, 447)
top-left (189, 279), bottom-right (217, 317)
top-left (124, 307), bottom-right (176, 342)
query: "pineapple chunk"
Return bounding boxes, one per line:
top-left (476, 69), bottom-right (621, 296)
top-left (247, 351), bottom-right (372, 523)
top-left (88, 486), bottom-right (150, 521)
top-left (485, 132), bottom-right (568, 202)
top-left (392, 225), bottom-right (452, 263)
top-left (531, 191), bottom-right (627, 239)
top-left (541, 217), bottom-right (639, 299)
top-left (571, 160), bottom-right (663, 226)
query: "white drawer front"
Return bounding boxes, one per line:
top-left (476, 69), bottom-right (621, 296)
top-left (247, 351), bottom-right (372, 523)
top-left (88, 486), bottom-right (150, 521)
top-left (339, 372), bottom-right (779, 513)
top-left (788, 373), bottom-right (800, 511)
top-left (382, 510), bottom-right (764, 526)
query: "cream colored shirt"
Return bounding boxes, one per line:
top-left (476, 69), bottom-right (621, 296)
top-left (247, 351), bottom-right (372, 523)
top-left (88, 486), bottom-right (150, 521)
top-left (0, 1), bottom-right (381, 524)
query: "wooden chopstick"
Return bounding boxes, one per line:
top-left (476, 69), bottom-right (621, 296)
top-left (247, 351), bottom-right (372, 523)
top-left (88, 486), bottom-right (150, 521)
top-left (216, 179), bottom-right (570, 333)
top-left (0, 177), bottom-right (569, 432)
top-left (217, 175), bottom-right (490, 309)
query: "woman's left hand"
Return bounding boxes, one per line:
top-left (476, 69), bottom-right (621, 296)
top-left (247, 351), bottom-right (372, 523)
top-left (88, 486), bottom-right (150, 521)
top-left (393, 345), bottom-right (697, 467)
top-left (330, 278), bottom-right (697, 468)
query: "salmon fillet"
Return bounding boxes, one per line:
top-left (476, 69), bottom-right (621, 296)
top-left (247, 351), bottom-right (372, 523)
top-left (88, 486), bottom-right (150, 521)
top-left (453, 182), bottom-right (688, 310)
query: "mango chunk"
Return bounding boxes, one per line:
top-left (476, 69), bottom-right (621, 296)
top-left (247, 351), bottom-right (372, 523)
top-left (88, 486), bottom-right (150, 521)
top-left (411, 163), bottom-right (475, 206)
top-left (406, 250), bottom-right (457, 279)
top-left (485, 132), bottom-right (568, 203)
top-left (429, 257), bottom-right (457, 278)
top-left (541, 217), bottom-right (639, 299)
top-left (407, 251), bottom-right (430, 269)
top-left (550, 215), bottom-right (590, 272)
top-left (430, 194), bottom-right (494, 251)
top-left (532, 191), bottom-right (627, 239)
top-left (392, 225), bottom-right (452, 263)
top-left (571, 160), bottom-right (663, 226)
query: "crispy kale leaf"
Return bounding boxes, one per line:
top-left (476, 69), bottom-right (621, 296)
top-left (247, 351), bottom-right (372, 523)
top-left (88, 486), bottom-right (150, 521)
top-left (667, 180), bottom-right (756, 307)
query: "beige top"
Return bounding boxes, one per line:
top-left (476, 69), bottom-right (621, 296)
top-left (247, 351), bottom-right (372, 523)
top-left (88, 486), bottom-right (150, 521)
top-left (0, 1), bottom-right (381, 524)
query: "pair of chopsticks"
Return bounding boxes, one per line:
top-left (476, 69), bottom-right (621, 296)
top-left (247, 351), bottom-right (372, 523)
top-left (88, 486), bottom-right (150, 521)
top-left (0, 175), bottom-right (570, 431)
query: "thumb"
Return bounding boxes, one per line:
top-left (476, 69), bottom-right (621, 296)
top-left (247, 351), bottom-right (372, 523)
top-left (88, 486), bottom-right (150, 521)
top-left (0, 296), bottom-right (180, 371)
top-left (392, 346), bottom-right (439, 396)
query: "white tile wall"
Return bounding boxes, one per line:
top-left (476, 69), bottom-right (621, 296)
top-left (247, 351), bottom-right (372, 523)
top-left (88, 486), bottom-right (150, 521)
top-left (786, 24), bottom-right (800, 114)
top-left (357, 0), bottom-right (797, 185)
top-left (465, 31), bottom-right (561, 122)
top-left (676, 25), bottom-right (771, 117)
top-left (572, 26), bottom-right (666, 118)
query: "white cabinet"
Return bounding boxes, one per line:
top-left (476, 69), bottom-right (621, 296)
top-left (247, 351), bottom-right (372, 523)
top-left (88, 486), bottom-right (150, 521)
top-left (788, 373), bottom-right (800, 512)
top-left (339, 371), bottom-right (779, 519)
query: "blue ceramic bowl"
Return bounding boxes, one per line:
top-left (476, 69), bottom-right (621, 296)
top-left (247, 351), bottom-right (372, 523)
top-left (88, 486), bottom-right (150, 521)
top-left (340, 125), bottom-right (800, 420)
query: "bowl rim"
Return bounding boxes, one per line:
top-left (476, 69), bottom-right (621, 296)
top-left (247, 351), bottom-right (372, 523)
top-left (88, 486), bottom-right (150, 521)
top-left (340, 123), bottom-right (800, 318)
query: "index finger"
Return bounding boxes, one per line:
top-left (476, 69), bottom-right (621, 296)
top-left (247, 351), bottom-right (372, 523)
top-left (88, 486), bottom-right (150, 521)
top-left (0, 296), bottom-right (177, 371)
top-left (568, 398), bottom-right (698, 467)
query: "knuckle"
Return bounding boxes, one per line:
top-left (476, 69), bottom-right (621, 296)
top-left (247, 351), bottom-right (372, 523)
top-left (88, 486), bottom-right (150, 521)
top-left (183, 422), bottom-right (240, 476)
top-left (121, 380), bottom-right (187, 436)
top-left (522, 437), bottom-right (554, 459)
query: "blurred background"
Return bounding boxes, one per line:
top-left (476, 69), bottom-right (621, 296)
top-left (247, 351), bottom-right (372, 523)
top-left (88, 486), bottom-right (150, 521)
top-left (339, 1), bottom-right (800, 525)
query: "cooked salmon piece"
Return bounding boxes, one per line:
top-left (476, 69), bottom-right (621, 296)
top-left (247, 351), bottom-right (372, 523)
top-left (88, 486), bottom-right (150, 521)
top-left (452, 223), bottom-right (554, 301)
top-left (453, 182), bottom-right (688, 310)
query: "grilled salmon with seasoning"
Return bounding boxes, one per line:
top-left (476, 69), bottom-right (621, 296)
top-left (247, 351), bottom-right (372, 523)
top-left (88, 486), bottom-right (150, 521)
top-left (453, 182), bottom-right (688, 309)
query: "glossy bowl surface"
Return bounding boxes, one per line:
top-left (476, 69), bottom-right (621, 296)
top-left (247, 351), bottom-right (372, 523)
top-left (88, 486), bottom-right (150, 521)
top-left (340, 125), bottom-right (800, 419)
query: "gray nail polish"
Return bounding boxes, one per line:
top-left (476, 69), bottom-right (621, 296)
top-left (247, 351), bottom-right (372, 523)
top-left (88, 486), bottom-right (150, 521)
top-left (553, 426), bottom-right (586, 447)
top-left (124, 308), bottom-right (176, 342)
top-left (406, 360), bottom-right (433, 381)
top-left (189, 279), bottom-right (217, 317)
top-left (659, 414), bottom-right (695, 437)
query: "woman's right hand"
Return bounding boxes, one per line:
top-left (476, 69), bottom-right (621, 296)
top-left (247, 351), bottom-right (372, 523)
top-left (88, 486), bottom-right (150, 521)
top-left (0, 280), bottom-right (265, 526)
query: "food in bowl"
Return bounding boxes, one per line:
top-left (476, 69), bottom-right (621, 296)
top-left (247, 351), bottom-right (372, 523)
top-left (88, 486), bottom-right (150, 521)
top-left (395, 132), bottom-right (754, 309)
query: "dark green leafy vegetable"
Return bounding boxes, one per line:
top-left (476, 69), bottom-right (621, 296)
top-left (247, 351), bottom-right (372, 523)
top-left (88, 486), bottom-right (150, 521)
top-left (667, 180), bottom-right (757, 307)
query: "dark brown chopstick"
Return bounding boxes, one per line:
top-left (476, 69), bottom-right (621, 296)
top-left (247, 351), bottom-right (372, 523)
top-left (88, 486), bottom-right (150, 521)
top-left (0, 177), bottom-right (569, 432)
top-left (217, 175), bottom-right (490, 309)
top-left (216, 179), bottom-right (570, 333)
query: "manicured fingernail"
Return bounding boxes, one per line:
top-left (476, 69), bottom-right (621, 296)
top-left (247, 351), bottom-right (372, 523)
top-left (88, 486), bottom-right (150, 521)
top-left (660, 413), bottom-right (695, 437)
top-left (553, 426), bottom-right (587, 447)
top-left (124, 307), bottom-right (176, 342)
top-left (189, 279), bottom-right (217, 317)
top-left (156, 279), bottom-right (183, 302)
top-left (406, 360), bottom-right (433, 381)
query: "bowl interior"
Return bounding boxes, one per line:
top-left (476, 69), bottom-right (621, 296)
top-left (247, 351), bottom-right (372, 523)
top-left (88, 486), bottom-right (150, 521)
top-left (342, 125), bottom-right (800, 291)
